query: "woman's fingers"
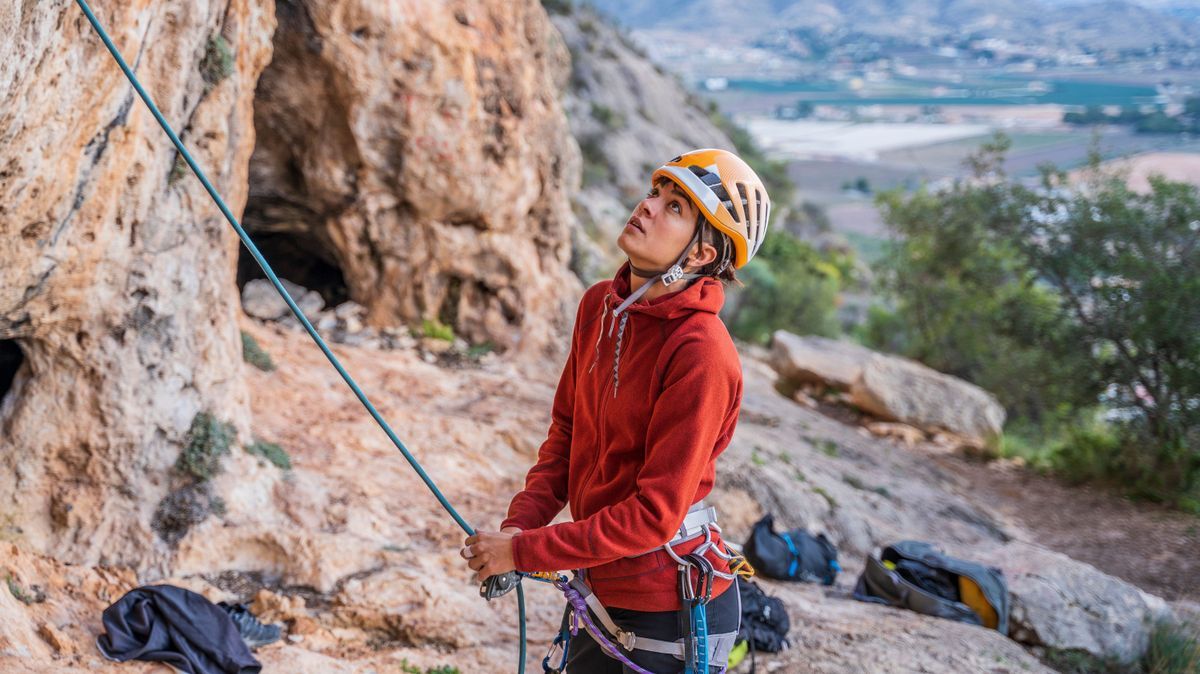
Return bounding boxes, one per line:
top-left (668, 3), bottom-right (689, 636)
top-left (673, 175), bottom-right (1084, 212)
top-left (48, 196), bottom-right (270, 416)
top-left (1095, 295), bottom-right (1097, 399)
top-left (467, 552), bottom-right (491, 572)
top-left (475, 559), bottom-right (503, 583)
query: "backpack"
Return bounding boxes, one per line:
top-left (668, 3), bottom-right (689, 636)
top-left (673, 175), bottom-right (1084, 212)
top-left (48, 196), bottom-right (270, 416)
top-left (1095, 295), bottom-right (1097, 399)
top-left (852, 541), bottom-right (1009, 635)
top-left (727, 579), bottom-right (790, 671)
top-left (743, 514), bottom-right (840, 585)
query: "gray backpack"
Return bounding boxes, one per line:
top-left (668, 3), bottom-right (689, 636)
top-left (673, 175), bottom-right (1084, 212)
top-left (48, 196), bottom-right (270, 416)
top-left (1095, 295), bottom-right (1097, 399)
top-left (852, 541), bottom-right (1009, 635)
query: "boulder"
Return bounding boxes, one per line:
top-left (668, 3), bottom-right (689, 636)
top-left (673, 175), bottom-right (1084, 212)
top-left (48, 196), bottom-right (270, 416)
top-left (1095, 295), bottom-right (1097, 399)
top-left (989, 542), bottom-right (1174, 664)
top-left (241, 278), bottom-right (323, 321)
top-left (770, 331), bottom-right (876, 391)
top-left (850, 354), bottom-right (1006, 448)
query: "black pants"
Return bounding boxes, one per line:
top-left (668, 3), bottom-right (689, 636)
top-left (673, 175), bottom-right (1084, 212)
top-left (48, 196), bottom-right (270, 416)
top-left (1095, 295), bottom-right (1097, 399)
top-left (562, 579), bottom-right (741, 673)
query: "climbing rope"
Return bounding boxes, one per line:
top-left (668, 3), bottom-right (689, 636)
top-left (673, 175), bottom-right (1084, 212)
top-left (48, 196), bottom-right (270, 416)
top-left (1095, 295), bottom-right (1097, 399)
top-left (70, 0), bottom-right (533, 671)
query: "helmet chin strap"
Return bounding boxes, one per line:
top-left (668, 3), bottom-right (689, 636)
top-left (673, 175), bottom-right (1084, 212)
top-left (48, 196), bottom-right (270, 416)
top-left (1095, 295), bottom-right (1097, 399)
top-left (617, 227), bottom-right (705, 316)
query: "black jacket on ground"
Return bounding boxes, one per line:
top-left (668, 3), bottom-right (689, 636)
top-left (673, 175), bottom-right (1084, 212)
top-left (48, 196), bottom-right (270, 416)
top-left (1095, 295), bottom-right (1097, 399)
top-left (97, 584), bottom-right (261, 674)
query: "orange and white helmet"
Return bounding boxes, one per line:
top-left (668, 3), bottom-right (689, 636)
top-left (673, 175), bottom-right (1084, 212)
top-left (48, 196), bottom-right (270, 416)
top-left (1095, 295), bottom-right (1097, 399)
top-left (651, 148), bottom-right (772, 269)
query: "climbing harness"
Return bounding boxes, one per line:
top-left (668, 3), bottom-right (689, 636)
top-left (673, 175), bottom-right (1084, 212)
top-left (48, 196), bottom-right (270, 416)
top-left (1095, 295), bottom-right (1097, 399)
top-left (542, 502), bottom-right (753, 673)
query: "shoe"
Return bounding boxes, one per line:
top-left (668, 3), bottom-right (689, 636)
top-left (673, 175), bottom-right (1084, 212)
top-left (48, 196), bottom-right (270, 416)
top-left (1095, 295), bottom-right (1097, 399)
top-left (219, 602), bottom-right (282, 650)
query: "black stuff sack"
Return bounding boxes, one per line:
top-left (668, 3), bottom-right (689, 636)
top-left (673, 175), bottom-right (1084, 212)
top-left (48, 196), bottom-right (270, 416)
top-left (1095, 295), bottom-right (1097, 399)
top-left (737, 578), bottom-right (790, 656)
top-left (743, 514), bottom-right (840, 585)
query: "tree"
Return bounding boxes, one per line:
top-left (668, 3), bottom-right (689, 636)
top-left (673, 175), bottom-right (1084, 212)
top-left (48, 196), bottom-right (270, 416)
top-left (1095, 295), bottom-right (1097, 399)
top-left (723, 230), bottom-right (844, 344)
top-left (868, 135), bottom-right (1098, 427)
top-left (1007, 162), bottom-right (1200, 498)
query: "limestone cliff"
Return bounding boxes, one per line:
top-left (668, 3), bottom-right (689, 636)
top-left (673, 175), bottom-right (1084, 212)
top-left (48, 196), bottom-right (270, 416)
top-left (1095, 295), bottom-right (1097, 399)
top-left (0, 0), bottom-right (275, 569)
top-left (245, 0), bottom-right (581, 354)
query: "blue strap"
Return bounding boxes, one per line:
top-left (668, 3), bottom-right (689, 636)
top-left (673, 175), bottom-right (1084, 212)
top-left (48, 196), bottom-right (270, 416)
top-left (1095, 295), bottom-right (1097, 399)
top-left (693, 602), bottom-right (709, 672)
top-left (780, 533), bottom-right (800, 578)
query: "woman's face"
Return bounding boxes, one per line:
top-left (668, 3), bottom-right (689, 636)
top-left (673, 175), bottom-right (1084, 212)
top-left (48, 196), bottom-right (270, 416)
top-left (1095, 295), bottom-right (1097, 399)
top-left (618, 178), bottom-right (715, 271)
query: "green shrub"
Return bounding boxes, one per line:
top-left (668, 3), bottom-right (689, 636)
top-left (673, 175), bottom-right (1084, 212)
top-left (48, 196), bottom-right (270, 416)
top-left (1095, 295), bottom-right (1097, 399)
top-left (241, 330), bottom-right (275, 371)
top-left (590, 103), bottom-right (625, 130)
top-left (540, 0), bottom-right (573, 15)
top-left (812, 486), bottom-right (837, 509)
top-left (168, 152), bottom-right (188, 186)
top-left (246, 439), bottom-right (292, 470)
top-left (177, 412), bottom-right (235, 482)
top-left (200, 35), bottom-right (234, 87)
top-left (6, 574), bottom-right (44, 605)
top-left (1143, 620), bottom-right (1200, 674)
top-left (723, 230), bottom-right (843, 344)
top-left (872, 134), bottom-right (1200, 505)
top-left (578, 134), bottom-right (612, 188)
top-left (421, 319), bottom-right (455, 342)
top-left (399, 660), bottom-right (461, 674)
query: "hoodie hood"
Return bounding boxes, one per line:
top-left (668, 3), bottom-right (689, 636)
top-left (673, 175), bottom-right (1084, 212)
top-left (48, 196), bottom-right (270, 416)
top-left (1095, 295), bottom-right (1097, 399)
top-left (606, 260), bottom-right (726, 320)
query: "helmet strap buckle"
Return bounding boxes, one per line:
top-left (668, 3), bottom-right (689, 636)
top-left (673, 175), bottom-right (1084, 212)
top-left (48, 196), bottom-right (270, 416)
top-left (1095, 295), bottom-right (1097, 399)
top-left (661, 264), bottom-right (685, 286)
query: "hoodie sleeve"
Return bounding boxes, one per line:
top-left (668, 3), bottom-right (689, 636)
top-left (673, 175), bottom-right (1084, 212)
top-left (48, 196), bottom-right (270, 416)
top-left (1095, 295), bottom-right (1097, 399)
top-left (500, 289), bottom-right (590, 532)
top-left (510, 334), bottom-right (742, 572)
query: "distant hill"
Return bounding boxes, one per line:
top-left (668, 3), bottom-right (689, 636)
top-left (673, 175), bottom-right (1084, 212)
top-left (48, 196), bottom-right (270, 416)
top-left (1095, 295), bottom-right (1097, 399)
top-left (584, 0), bottom-right (1200, 50)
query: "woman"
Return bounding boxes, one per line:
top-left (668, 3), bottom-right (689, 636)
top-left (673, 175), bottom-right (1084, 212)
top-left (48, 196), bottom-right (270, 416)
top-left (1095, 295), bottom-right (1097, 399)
top-left (462, 148), bottom-right (771, 672)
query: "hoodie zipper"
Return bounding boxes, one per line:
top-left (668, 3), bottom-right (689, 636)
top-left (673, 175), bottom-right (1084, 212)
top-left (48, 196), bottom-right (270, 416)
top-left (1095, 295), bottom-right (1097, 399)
top-left (577, 303), bottom-right (619, 514)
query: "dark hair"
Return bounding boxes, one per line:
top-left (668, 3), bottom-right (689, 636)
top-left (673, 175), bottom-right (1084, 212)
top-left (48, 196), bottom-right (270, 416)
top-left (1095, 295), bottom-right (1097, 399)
top-left (694, 218), bottom-right (741, 287)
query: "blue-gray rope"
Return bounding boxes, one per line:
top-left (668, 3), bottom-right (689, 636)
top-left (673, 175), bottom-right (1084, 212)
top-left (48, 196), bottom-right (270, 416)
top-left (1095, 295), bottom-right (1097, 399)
top-left (71, 1), bottom-right (529, 670)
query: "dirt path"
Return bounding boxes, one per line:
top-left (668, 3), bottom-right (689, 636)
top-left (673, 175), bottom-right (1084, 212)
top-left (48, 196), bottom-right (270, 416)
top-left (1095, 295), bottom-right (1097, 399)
top-left (928, 450), bottom-right (1200, 603)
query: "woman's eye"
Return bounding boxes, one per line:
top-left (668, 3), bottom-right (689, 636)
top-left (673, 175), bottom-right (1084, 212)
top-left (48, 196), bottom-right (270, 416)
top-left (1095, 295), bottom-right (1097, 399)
top-left (670, 202), bottom-right (681, 213)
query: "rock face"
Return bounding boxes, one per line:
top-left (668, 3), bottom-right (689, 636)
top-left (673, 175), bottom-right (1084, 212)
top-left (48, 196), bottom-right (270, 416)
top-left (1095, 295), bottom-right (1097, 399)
top-left (551, 5), bottom-right (735, 202)
top-left (0, 0), bottom-right (275, 567)
top-left (851, 354), bottom-right (1007, 448)
top-left (246, 0), bottom-right (581, 355)
top-left (771, 331), bottom-right (876, 391)
top-left (548, 5), bottom-right (738, 282)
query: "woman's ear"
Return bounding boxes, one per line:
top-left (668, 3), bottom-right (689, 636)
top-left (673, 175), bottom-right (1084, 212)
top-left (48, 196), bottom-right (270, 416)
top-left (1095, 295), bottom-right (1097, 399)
top-left (688, 241), bottom-right (719, 269)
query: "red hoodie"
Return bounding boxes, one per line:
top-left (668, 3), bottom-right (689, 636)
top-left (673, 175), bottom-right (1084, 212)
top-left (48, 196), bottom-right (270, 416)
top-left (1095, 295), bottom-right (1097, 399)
top-left (502, 262), bottom-right (743, 611)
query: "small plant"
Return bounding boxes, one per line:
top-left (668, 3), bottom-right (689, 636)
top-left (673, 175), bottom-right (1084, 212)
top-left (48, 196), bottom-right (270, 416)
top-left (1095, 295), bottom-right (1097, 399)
top-left (750, 448), bottom-right (767, 467)
top-left (200, 35), bottom-right (234, 87)
top-left (246, 439), bottom-right (292, 470)
top-left (399, 660), bottom-right (461, 674)
top-left (817, 440), bottom-right (839, 457)
top-left (420, 319), bottom-right (455, 342)
top-left (540, 0), bottom-right (573, 16)
top-left (466, 342), bottom-right (495, 359)
top-left (241, 331), bottom-right (276, 371)
top-left (177, 412), bottom-right (235, 482)
top-left (812, 486), bottom-right (838, 510)
top-left (1142, 619), bottom-right (1200, 674)
top-left (792, 468), bottom-right (807, 482)
top-left (167, 152), bottom-right (188, 186)
top-left (6, 574), bottom-right (45, 605)
top-left (842, 474), bottom-right (866, 490)
top-left (590, 103), bottom-right (625, 131)
top-left (152, 484), bottom-right (213, 544)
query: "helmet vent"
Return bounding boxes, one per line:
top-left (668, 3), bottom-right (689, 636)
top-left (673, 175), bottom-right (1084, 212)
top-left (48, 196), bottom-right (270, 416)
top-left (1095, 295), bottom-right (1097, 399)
top-left (737, 183), bottom-right (751, 225)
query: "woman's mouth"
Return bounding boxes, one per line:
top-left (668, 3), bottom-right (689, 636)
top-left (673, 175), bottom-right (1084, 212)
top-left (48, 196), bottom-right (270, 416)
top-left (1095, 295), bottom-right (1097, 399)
top-left (626, 217), bottom-right (644, 233)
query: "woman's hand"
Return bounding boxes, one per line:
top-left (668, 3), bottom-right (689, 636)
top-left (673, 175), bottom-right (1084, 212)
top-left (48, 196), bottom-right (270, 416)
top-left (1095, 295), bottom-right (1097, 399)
top-left (461, 529), bottom-right (518, 583)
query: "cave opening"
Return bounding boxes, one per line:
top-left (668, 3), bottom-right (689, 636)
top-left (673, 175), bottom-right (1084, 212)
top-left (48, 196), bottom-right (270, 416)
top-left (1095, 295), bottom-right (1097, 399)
top-left (235, 229), bottom-right (350, 308)
top-left (0, 340), bottom-right (25, 408)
